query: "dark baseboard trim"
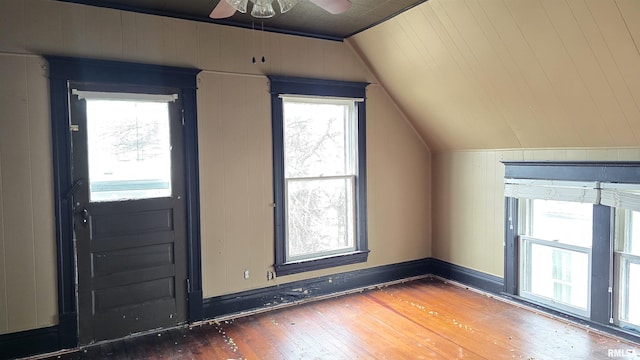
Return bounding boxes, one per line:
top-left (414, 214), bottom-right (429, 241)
top-left (57, 312), bottom-right (78, 349)
top-left (7, 257), bottom-right (637, 359)
top-left (500, 293), bottom-right (640, 344)
top-left (427, 258), bottom-right (504, 294)
top-left (203, 258), bottom-right (431, 319)
top-left (427, 258), bottom-right (640, 344)
top-left (188, 290), bottom-right (204, 322)
top-left (0, 326), bottom-right (60, 360)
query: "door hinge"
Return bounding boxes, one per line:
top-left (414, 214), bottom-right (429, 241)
top-left (181, 109), bottom-right (185, 126)
top-left (186, 278), bottom-right (191, 292)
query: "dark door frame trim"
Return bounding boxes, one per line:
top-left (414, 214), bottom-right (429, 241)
top-left (45, 56), bottom-right (203, 348)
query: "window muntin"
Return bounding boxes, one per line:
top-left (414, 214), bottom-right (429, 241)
top-left (282, 97), bottom-right (358, 262)
top-left (519, 199), bottom-right (593, 316)
top-left (86, 99), bottom-right (172, 202)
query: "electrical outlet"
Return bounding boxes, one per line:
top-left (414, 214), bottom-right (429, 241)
top-left (267, 271), bottom-right (275, 281)
top-left (244, 269), bottom-right (250, 279)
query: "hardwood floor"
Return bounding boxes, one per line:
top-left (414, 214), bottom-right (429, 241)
top-left (38, 277), bottom-right (640, 359)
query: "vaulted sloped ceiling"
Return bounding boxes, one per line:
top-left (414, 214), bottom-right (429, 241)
top-left (349, 0), bottom-right (640, 152)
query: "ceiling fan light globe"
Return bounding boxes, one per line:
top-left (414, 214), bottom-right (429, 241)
top-left (251, 0), bottom-right (273, 6)
top-left (277, 0), bottom-right (299, 13)
top-left (225, 0), bottom-right (249, 13)
top-left (251, 3), bottom-right (276, 18)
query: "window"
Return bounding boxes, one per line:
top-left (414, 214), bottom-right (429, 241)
top-left (614, 203), bottom-right (640, 331)
top-left (269, 76), bottom-right (369, 276)
top-left (284, 98), bottom-right (357, 261)
top-left (503, 162), bottom-right (640, 342)
top-left (519, 199), bottom-right (592, 316)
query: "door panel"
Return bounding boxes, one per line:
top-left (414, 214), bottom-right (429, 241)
top-left (92, 243), bottom-right (174, 276)
top-left (90, 200), bottom-right (174, 238)
top-left (70, 85), bottom-right (187, 344)
top-left (91, 298), bottom-right (177, 341)
top-left (94, 277), bottom-right (175, 312)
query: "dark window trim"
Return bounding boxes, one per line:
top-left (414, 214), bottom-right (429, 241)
top-left (268, 75), bottom-right (369, 276)
top-left (502, 161), bottom-right (640, 331)
top-left (45, 56), bottom-right (202, 348)
top-left (504, 197), bottom-right (519, 295)
top-left (503, 161), bottom-right (640, 183)
top-left (592, 204), bottom-right (613, 325)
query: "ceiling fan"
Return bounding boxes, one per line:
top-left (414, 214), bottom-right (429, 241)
top-left (210, 0), bottom-right (352, 19)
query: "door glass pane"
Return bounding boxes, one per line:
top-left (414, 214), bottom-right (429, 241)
top-left (529, 199), bottom-right (593, 248)
top-left (86, 99), bottom-right (172, 202)
top-left (286, 177), bottom-right (355, 260)
top-left (527, 243), bottom-right (589, 310)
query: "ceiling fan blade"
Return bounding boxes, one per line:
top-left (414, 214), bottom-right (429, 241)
top-left (210, 0), bottom-right (237, 19)
top-left (309, 0), bottom-right (352, 14)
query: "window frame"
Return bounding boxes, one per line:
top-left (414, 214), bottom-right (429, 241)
top-left (269, 75), bottom-right (369, 276)
top-left (517, 198), bottom-right (594, 317)
top-left (519, 236), bottom-right (593, 317)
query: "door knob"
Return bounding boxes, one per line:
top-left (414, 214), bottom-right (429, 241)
top-left (79, 207), bottom-right (89, 225)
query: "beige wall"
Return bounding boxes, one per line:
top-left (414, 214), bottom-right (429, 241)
top-left (198, 76), bottom-right (432, 296)
top-left (432, 147), bottom-right (640, 277)
top-left (0, 0), bottom-right (431, 335)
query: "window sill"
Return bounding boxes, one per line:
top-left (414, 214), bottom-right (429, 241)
top-left (275, 250), bottom-right (370, 277)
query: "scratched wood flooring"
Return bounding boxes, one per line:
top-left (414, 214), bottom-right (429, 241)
top-left (39, 277), bottom-right (640, 359)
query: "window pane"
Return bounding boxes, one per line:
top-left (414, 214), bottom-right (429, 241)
top-left (283, 101), bottom-right (354, 178)
top-left (630, 211), bottom-right (640, 256)
top-left (286, 177), bottom-right (355, 260)
top-left (526, 243), bottom-right (589, 310)
top-left (86, 100), bottom-right (172, 202)
top-left (623, 261), bottom-right (640, 325)
top-left (529, 199), bottom-right (593, 247)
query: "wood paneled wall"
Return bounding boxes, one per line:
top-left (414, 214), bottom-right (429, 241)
top-left (0, 0), bottom-right (431, 335)
top-left (350, 0), bottom-right (640, 152)
top-left (0, 55), bottom-right (58, 334)
top-left (432, 148), bottom-right (640, 277)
